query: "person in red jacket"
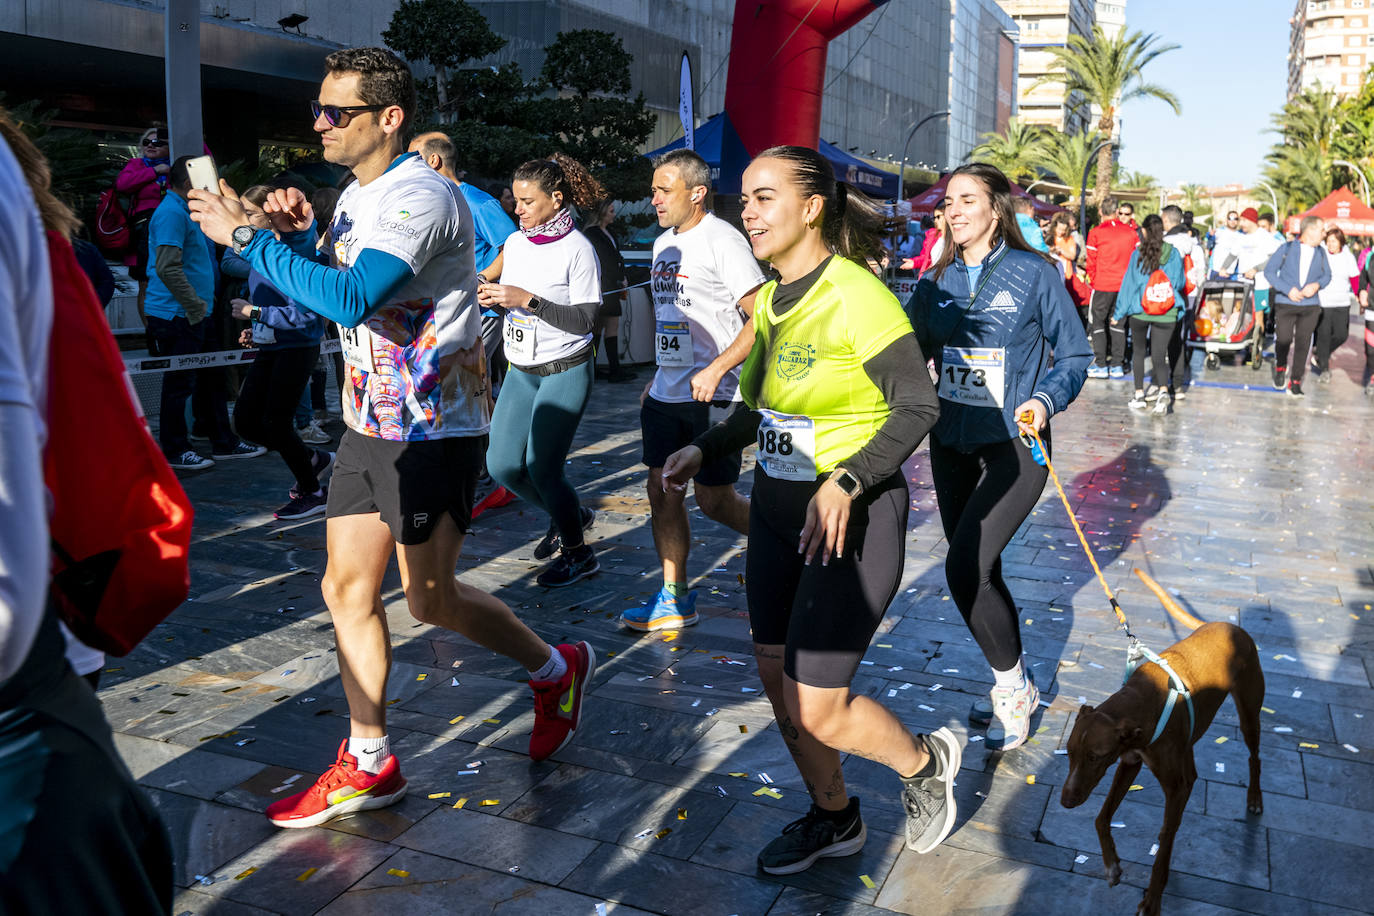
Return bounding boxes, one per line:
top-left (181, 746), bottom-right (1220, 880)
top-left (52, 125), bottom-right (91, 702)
top-left (116, 127), bottom-right (171, 319)
top-left (1084, 196), bottom-right (1140, 379)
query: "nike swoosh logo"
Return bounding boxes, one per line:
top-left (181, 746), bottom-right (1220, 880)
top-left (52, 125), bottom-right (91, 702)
top-left (559, 671), bottom-right (577, 714)
top-left (327, 785), bottom-right (373, 806)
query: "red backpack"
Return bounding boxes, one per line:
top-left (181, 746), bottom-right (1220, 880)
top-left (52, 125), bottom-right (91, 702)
top-left (1141, 268), bottom-right (1175, 315)
top-left (43, 231), bottom-right (193, 655)
top-left (1182, 250), bottom-right (1199, 296)
top-left (93, 182), bottom-right (132, 258)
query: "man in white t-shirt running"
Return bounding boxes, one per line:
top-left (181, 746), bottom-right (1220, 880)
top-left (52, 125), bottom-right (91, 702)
top-left (621, 149), bottom-right (764, 632)
top-left (189, 47), bottom-right (592, 829)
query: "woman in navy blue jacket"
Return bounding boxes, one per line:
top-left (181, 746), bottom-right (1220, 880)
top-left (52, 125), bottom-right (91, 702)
top-left (906, 163), bottom-right (1090, 751)
top-left (228, 186), bottom-right (333, 520)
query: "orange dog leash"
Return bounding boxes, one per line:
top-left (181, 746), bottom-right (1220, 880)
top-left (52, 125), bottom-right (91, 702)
top-left (1016, 411), bottom-right (1135, 641)
top-left (1018, 411), bottom-right (1195, 738)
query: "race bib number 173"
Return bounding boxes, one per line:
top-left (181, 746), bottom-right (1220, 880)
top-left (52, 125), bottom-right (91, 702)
top-left (938, 346), bottom-right (1005, 408)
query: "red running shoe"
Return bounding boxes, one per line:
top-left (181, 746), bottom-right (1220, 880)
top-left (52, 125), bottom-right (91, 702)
top-left (266, 740), bottom-right (407, 828)
top-left (528, 641), bottom-right (595, 762)
top-left (472, 484), bottom-right (516, 520)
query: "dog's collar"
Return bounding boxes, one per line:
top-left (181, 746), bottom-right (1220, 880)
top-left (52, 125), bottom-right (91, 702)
top-left (1125, 641), bottom-right (1196, 745)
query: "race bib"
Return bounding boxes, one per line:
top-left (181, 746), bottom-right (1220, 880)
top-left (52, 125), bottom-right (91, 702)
top-left (655, 320), bottom-right (692, 367)
top-left (938, 346), bottom-right (1005, 408)
top-left (250, 322), bottom-right (275, 345)
top-left (755, 408), bottom-right (817, 481)
top-left (339, 323), bottom-right (374, 372)
top-left (504, 312), bottom-right (536, 362)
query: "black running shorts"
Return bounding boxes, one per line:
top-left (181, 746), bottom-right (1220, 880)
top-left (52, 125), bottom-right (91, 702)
top-left (327, 429), bottom-right (485, 545)
top-left (640, 396), bottom-right (741, 487)
top-left (746, 470), bottom-right (908, 688)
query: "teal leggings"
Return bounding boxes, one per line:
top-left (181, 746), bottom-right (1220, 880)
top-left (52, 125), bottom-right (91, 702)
top-left (487, 359), bottom-right (594, 545)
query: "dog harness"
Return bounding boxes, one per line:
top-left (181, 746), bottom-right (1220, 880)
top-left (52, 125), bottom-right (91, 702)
top-left (1125, 641), bottom-right (1196, 745)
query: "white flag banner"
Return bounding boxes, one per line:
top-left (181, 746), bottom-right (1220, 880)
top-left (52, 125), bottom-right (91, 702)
top-left (679, 52), bottom-right (695, 150)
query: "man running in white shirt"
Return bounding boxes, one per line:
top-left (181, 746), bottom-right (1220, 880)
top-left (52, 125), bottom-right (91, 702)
top-left (620, 150), bottom-right (764, 631)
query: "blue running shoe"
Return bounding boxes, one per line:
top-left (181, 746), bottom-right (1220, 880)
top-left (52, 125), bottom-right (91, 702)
top-left (620, 587), bottom-right (699, 632)
top-left (1108, 365), bottom-right (1125, 380)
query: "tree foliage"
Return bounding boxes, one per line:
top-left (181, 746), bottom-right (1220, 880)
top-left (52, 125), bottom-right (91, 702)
top-left (1262, 84), bottom-right (1374, 214)
top-left (1033, 130), bottom-right (1104, 206)
top-left (1034, 25), bottom-right (1180, 207)
top-left (399, 19), bottom-right (655, 203)
top-left (970, 117), bottom-right (1048, 184)
top-left (383, 0), bottom-right (506, 123)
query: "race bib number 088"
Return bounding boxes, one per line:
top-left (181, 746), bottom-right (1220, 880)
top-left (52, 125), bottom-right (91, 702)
top-left (755, 409), bottom-right (817, 481)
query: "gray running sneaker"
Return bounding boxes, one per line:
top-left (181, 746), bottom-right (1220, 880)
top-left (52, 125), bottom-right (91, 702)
top-left (901, 727), bottom-right (961, 854)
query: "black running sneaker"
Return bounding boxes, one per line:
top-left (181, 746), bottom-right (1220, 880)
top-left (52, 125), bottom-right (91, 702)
top-left (536, 545), bottom-right (600, 588)
top-left (757, 798), bottom-right (866, 876)
top-left (1288, 381), bottom-right (1304, 398)
top-left (901, 727), bottom-right (961, 854)
top-left (274, 489), bottom-right (328, 520)
top-left (532, 507), bottom-right (596, 560)
top-left (1272, 365), bottom-right (1287, 390)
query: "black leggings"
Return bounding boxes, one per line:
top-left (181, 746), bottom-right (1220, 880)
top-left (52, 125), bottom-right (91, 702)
top-left (746, 471), bottom-right (908, 688)
top-left (930, 434), bottom-right (1049, 671)
top-left (1127, 316), bottom-right (1174, 391)
top-left (1313, 306), bottom-right (1351, 372)
top-left (1273, 302), bottom-right (1321, 383)
top-left (233, 344), bottom-right (321, 493)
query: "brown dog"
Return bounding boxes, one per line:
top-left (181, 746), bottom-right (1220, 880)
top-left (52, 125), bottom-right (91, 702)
top-left (1060, 569), bottom-right (1265, 915)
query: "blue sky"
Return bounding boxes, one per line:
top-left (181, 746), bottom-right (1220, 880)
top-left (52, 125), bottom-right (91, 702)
top-left (1118, 0), bottom-right (1292, 188)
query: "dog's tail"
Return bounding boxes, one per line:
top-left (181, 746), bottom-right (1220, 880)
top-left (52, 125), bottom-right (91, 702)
top-left (1133, 568), bottom-right (1205, 631)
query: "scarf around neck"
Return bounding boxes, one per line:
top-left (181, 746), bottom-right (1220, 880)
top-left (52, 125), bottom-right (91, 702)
top-left (522, 208), bottom-right (575, 245)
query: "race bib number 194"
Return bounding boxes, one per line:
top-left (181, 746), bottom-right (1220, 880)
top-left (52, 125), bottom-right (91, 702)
top-left (655, 320), bottom-right (691, 367)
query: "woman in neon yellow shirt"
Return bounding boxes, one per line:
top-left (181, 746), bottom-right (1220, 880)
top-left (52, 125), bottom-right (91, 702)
top-left (663, 146), bottom-right (952, 876)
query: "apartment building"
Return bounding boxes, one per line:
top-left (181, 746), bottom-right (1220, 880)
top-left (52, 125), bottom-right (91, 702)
top-left (995, 0), bottom-right (1097, 134)
top-left (1289, 0), bottom-right (1372, 98)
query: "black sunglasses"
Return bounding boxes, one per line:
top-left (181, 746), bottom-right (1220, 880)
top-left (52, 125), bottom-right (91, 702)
top-left (310, 101), bottom-right (385, 127)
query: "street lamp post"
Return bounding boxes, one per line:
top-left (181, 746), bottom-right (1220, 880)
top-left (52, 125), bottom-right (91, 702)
top-left (1078, 139), bottom-right (1113, 233)
top-left (891, 110), bottom-right (949, 285)
top-left (895, 110), bottom-right (951, 210)
top-left (1252, 180), bottom-right (1281, 222)
top-left (1332, 159), bottom-right (1371, 207)
top-left (1023, 179), bottom-right (1049, 196)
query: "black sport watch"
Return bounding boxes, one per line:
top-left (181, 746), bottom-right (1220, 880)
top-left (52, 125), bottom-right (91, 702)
top-left (830, 468), bottom-right (863, 498)
top-left (231, 224), bottom-right (259, 254)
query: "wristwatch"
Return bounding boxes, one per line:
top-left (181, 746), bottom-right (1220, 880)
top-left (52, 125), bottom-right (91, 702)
top-left (830, 468), bottom-right (863, 499)
top-left (248, 306), bottom-right (262, 322)
top-left (231, 224), bottom-right (259, 254)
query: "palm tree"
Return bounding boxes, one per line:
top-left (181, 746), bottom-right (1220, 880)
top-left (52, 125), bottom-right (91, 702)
top-left (1117, 169), bottom-right (1157, 191)
top-left (969, 117), bottom-right (1048, 184)
top-left (1034, 25), bottom-right (1180, 207)
top-left (1179, 183), bottom-right (1206, 212)
top-left (1033, 130), bottom-right (1104, 208)
top-left (1263, 87), bottom-right (1342, 212)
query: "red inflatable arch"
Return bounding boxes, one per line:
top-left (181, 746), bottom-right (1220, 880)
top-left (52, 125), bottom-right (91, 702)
top-left (723, 0), bottom-right (889, 155)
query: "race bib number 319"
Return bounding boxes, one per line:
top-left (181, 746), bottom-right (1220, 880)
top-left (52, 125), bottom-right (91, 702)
top-left (938, 346), bottom-right (1005, 408)
top-left (755, 409), bottom-right (817, 481)
top-left (504, 312), bottom-right (536, 362)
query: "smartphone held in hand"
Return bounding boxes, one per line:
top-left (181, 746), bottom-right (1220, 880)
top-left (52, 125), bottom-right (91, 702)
top-left (186, 155), bottom-right (220, 195)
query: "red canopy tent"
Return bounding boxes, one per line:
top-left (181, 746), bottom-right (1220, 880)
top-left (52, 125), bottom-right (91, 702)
top-left (1284, 187), bottom-right (1374, 236)
top-left (908, 174), bottom-right (1064, 220)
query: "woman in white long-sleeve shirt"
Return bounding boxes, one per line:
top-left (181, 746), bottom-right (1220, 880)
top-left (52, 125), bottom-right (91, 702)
top-left (1313, 226), bottom-right (1360, 384)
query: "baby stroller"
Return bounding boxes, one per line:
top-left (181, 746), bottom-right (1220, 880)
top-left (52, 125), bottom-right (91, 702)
top-left (1187, 278), bottom-right (1263, 371)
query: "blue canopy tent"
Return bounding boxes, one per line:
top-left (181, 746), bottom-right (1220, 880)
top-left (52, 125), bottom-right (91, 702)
top-left (645, 112), bottom-right (898, 198)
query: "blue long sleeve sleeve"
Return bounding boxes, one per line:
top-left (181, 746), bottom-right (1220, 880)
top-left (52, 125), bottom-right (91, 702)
top-left (1115, 252), bottom-right (1144, 321)
top-left (243, 231), bottom-right (415, 328)
top-left (1032, 267), bottom-right (1091, 417)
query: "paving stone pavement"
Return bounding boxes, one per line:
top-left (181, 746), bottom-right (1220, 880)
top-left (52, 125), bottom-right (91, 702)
top-left (109, 344), bottom-right (1374, 916)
